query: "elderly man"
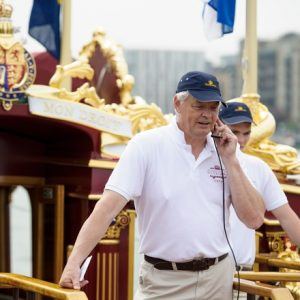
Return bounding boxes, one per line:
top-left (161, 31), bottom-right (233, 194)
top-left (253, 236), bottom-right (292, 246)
top-left (219, 102), bottom-right (300, 272)
top-left (59, 72), bottom-right (264, 300)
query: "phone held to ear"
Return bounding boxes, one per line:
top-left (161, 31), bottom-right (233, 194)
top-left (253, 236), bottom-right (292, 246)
top-left (211, 133), bottom-right (222, 139)
top-left (211, 124), bottom-right (222, 139)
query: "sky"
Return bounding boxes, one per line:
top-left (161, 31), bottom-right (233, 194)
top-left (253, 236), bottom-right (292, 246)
top-left (9, 0), bottom-right (300, 64)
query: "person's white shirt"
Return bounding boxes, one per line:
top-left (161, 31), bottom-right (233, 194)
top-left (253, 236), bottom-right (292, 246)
top-left (229, 151), bottom-right (288, 266)
top-left (105, 119), bottom-right (240, 262)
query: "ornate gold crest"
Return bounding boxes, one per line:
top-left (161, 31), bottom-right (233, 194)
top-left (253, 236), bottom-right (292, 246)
top-left (0, 0), bottom-right (36, 111)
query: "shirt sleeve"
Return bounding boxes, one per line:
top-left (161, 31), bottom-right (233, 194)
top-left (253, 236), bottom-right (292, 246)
top-left (258, 160), bottom-right (288, 211)
top-left (105, 137), bottom-right (146, 201)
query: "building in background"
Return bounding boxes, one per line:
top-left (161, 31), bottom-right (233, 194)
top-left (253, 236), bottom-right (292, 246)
top-left (125, 33), bottom-right (300, 124)
top-left (258, 33), bottom-right (300, 123)
top-left (206, 55), bottom-right (242, 102)
top-left (125, 49), bottom-right (205, 113)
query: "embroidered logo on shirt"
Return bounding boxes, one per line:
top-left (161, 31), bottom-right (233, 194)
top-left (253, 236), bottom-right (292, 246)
top-left (207, 165), bottom-right (227, 182)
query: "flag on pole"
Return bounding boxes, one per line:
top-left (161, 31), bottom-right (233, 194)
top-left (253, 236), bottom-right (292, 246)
top-left (29, 0), bottom-right (61, 60)
top-left (202, 0), bottom-right (236, 40)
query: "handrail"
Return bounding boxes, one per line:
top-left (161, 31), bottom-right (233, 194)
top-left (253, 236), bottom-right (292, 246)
top-left (233, 279), bottom-right (293, 299)
top-left (0, 273), bottom-right (88, 300)
top-left (256, 254), bottom-right (300, 270)
top-left (236, 271), bottom-right (300, 282)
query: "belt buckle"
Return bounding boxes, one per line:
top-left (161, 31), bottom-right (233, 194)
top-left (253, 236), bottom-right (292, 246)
top-left (192, 258), bottom-right (209, 271)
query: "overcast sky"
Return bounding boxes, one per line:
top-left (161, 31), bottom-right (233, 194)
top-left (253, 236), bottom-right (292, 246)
top-left (9, 0), bottom-right (300, 64)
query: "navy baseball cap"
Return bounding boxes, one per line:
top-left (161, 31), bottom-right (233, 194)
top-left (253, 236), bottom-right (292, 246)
top-left (219, 102), bottom-right (253, 125)
top-left (176, 71), bottom-right (226, 106)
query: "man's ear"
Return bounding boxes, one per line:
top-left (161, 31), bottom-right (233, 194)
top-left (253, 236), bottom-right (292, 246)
top-left (173, 96), bottom-right (181, 113)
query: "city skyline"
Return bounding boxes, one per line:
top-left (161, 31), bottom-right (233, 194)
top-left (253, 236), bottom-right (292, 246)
top-left (9, 0), bottom-right (300, 64)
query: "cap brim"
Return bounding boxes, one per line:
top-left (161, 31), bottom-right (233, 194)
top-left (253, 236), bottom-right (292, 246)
top-left (188, 89), bottom-right (227, 106)
top-left (221, 116), bottom-right (253, 125)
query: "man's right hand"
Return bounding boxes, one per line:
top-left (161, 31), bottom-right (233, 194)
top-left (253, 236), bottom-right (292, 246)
top-left (59, 264), bottom-right (89, 290)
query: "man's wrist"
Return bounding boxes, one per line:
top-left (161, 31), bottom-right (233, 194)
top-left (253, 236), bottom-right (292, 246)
top-left (222, 156), bottom-right (239, 169)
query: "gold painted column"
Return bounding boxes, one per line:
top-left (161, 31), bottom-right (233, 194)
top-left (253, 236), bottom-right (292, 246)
top-left (60, 0), bottom-right (72, 90)
top-left (242, 0), bottom-right (258, 95)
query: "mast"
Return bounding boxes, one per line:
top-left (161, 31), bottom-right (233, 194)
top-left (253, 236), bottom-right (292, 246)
top-left (60, 0), bottom-right (72, 90)
top-left (242, 0), bottom-right (258, 96)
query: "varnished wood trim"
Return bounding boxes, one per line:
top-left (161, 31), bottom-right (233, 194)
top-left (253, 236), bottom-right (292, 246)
top-left (67, 193), bottom-right (102, 201)
top-left (35, 191), bottom-right (44, 279)
top-left (264, 218), bottom-right (280, 226)
top-left (255, 254), bottom-right (300, 271)
top-left (88, 159), bottom-right (117, 169)
top-left (99, 239), bottom-right (119, 245)
top-left (0, 176), bottom-right (45, 186)
top-left (43, 157), bottom-right (117, 170)
top-left (108, 253), bottom-right (112, 300)
top-left (281, 183), bottom-right (300, 195)
top-left (236, 271), bottom-right (300, 282)
top-left (233, 278), bottom-right (293, 299)
top-left (127, 209), bottom-right (136, 300)
top-left (96, 253), bottom-right (100, 300)
top-left (54, 185), bottom-right (65, 283)
top-left (0, 273), bottom-right (88, 299)
top-left (265, 231), bottom-right (286, 237)
top-left (113, 253), bottom-right (117, 300)
top-left (102, 253), bottom-right (106, 300)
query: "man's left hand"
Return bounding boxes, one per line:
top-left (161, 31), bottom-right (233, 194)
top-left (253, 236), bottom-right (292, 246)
top-left (213, 119), bottom-right (238, 162)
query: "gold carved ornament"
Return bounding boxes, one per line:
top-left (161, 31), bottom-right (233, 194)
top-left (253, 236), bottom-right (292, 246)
top-left (266, 231), bottom-right (287, 254)
top-left (48, 58), bottom-right (105, 108)
top-left (29, 28), bottom-right (172, 158)
top-left (79, 28), bottom-right (135, 106)
top-left (100, 101), bottom-right (172, 158)
top-left (277, 241), bottom-right (300, 299)
top-left (103, 210), bottom-right (130, 240)
top-left (228, 94), bottom-right (300, 175)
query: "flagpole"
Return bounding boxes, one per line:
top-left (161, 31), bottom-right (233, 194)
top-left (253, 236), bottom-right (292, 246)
top-left (60, 0), bottom-right (72, 90)
top-left (242, 0), bottom-right (258, 95)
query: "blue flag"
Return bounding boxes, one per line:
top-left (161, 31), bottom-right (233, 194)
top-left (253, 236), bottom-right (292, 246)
top-left (29, 0), bottom-right (61, 60)
top-left (202, 0), bottom-right (236, 40)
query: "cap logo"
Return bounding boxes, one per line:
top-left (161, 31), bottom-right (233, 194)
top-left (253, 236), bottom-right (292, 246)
top-left (235, 106), bottom-right (247, 112)
top-left (204, 80), bottom-right (217, 88)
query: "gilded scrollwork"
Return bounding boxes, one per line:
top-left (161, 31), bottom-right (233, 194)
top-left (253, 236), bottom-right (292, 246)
top-left (277, 242), bottom-right (300, 299)
top-left (103, 210), bottom-right (130, 240)
top-left (79, 28), bottom-right (134, 106)
top-left (100, 100), bottom-right (172, 158)
top-left (229, 94), bottom-right (300, 175)
top-left (266, 231), bottom-right (286, 253)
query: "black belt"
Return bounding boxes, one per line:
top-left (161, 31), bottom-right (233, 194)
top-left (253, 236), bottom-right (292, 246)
top-left (144, 253), bottom-right (228, 271)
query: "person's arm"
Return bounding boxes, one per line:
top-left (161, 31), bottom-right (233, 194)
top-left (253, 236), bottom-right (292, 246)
top-left (59, 190), bottom-right (127, 289)
top-left (214, 119), bottom-right (265, 229)
top-left (272, 203), bottom-right (300, 245)
top-left (225, 158), bottom-right (265, 229)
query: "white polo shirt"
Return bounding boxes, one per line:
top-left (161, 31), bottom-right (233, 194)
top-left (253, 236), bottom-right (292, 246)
top-left (229, 152), bottom-right (288, 266)
top-left (105, 119), bottom-right (235, 261)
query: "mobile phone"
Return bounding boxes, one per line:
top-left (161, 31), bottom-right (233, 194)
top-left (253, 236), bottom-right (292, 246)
top-left (211, 133), bottom-right (222, 139)
top-left (79, 256), bottom-right (92, 281)
top-left (211, 124), bottom-right (222, 139)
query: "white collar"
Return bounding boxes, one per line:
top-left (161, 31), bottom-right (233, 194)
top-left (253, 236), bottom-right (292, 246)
top-left (169, 118), bottom-right (215, 153)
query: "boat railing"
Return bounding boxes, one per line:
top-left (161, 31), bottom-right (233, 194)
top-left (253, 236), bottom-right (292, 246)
top-left (256, 253), bottom-right (300, 270)
top-left (233, 278), bottom-right (294, 299)
top-left (0, 271), bottom-right (294, 300)
top-left (0, 273), bottom-right (88, 300)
